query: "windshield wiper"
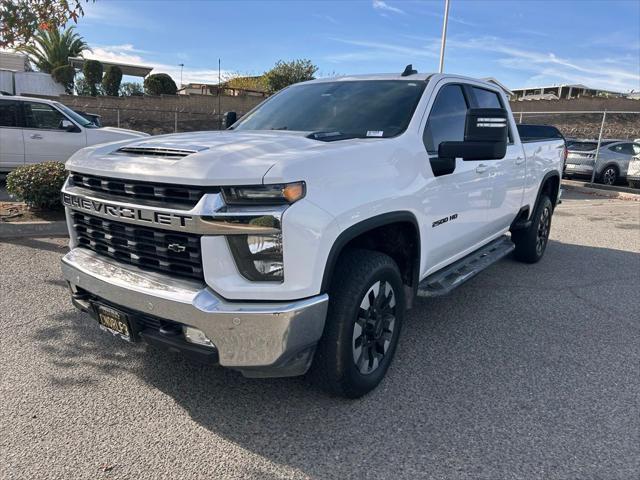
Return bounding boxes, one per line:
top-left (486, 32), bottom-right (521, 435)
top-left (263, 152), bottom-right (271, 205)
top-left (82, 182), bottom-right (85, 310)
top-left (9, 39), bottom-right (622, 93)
top-left (307, 131), bottom-right (375, 142)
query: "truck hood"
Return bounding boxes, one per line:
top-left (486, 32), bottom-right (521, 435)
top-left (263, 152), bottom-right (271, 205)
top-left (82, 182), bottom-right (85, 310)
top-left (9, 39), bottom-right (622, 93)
top-left (66, 130), bottom-right (372, 185)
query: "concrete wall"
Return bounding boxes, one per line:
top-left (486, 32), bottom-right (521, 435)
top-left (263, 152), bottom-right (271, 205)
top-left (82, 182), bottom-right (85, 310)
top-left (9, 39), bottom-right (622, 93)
top-left (509, 97), bottom-right (640, 113)
top-left (55, 93), bottom-right (265, 134)
top-left (510, 98), bottom-right (640, 140)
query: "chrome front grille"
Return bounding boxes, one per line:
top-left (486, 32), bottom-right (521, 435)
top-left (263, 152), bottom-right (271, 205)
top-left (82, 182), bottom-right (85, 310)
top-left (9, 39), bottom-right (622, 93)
top-left (71, 211), bottom-right (204, 281)
top-left (68, 173), bottom-right (217, 207)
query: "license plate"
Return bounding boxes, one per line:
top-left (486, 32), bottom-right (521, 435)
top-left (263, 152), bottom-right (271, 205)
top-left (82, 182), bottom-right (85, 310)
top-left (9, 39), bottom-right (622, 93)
top-left (566, 164), bottom-right (576, 169)
top-left (96, 305), bottom-right (132, 341)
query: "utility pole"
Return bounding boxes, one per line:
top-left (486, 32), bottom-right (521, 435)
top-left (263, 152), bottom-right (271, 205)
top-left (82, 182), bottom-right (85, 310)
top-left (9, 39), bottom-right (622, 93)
top-left (218, 58), bottom-right (222, 129)
top-left (438, 0), bottom-right (450, 73)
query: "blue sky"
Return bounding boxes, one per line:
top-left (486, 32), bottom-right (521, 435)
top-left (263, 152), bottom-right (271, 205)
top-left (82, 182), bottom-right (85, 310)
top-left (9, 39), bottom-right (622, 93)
top-left (77, 0), bottom-right (640, 92)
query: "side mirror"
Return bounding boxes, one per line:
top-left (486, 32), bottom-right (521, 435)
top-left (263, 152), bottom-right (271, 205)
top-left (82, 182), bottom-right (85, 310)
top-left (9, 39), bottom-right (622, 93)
top-left (438, 108), bottom-right (508, 161)
top-left (60, 119), bottom-right (76, 132)
top-left (223, 111), bottom-right (237, 129)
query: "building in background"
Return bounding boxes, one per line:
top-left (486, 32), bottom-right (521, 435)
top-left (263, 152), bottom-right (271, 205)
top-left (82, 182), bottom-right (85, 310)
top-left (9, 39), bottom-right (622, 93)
top-left (0, 51), bottom-right (64, 96)
top-left (512, 84), bottom-right (626, 101)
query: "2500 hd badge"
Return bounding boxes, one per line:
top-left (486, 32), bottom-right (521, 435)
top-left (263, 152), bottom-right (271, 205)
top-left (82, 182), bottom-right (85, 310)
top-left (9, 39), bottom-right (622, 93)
top-left (62, 192), bottom-right (193, 228)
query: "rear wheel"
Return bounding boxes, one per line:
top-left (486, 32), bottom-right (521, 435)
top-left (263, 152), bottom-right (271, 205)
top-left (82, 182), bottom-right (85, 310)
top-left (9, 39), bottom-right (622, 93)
top-left (312, 249), bottom-right (405, 398)
top-left (512, 194), bottom-right (553, 263)
top-left (599, 165), bottom-right (618, 185)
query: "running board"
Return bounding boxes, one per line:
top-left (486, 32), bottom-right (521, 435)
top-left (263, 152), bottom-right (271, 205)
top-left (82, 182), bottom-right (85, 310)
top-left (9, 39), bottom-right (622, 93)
top-left (417, 236), bottom-right (515, 298)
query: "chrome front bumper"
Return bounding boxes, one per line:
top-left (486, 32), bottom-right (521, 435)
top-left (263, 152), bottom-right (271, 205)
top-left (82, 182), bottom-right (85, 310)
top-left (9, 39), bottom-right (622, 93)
top-left (61, 248), bottom-right (328, 377)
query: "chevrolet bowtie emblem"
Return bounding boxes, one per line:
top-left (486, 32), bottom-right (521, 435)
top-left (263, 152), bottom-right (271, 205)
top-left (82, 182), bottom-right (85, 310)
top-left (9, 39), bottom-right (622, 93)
top-left (167, 243), bottom-right (187, 253)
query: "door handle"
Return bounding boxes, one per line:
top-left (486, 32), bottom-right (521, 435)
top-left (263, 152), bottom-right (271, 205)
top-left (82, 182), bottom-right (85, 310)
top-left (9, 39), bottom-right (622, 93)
top-left (30, 133), bottom-right (43, 140)
top-left (475, 164), bottom-right (489, 174)
top-left (515, 156), bottom-right (525, 165)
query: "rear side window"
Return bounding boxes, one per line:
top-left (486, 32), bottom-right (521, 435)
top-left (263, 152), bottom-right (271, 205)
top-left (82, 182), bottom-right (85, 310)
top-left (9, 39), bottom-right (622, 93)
top-left (0, 100), bottom-right (19, 127)
top-left (423, 84), bottom-right (468, 153)
top-left (23, 101), bottom-right (66, 129)
top-left (517, 124), bottom-right (563, 142)
top-left (609, 143), bottom-right (635, 155)
top-left (472, 87), bottom-right (502, 108)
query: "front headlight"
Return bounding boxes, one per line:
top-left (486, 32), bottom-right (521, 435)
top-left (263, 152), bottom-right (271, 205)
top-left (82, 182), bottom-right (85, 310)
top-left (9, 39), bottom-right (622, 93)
top-left (222, 182), bottom-right (305, 205)
top-left (227, 233), bottom-right (284, 281)
top-left (220, 182), bottom-right (304, 282)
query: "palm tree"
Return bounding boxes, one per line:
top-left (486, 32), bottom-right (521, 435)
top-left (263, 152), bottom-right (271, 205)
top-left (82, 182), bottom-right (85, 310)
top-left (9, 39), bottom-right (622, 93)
top-left (19, 27), bottom-right (90, 73)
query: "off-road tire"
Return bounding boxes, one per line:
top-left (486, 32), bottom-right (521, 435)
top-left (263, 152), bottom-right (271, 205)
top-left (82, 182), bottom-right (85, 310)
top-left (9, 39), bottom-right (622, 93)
top-left (512, 194), bottom-right (553, 263)
top-left (311, 249), bottom-right (405, 398)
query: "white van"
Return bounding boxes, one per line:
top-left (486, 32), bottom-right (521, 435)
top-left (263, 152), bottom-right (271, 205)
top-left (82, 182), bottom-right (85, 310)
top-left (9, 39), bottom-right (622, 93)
top-left (0, 95), bottom-right (148, 172)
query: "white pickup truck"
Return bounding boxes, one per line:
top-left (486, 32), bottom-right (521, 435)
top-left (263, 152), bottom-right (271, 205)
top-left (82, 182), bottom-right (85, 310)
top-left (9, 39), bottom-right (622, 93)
top-left (61, 70), bottom-right (564, 398)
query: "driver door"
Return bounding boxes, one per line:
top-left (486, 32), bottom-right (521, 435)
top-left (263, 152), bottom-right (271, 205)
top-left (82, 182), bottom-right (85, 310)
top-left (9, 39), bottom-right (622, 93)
top-left (22, 101), bottom-right (86, 164)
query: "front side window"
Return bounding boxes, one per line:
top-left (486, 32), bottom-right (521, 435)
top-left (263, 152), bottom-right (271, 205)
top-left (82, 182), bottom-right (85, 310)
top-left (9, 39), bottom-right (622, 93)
top-left (423, 84), bottom-right (468, 153)
top-left (632, 144), bottom-right (640, 155)
top-left (472, 87), bottom-right (502, 108)
top-left (23, 101), bottom-right (67, 130)
top-left (0, 100), bottom-right (19, 127)
top-left (234, 80), bottom-right (426, 139)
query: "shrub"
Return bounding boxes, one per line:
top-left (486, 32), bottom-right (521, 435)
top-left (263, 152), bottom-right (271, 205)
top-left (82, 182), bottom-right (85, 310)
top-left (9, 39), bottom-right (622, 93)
top-left (83, 59), bottom-right (103, 96)
top-left (51, 65), bottom-right (75, 94)
top-left (144, 73), bottom-right (177, 96)
top-left (102, 65), bottom-right (123, 96)
top-left (119, 81), bottom-right (143, 96)
top-left (263, 59), bottom-right (318, 93)
top-left (6, 162), bottom-right (67, 209)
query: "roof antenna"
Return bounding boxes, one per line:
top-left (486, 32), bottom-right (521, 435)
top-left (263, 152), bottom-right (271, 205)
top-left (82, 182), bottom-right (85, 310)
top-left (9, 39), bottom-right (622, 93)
top-left (401, 64), bottom-right (417, 76)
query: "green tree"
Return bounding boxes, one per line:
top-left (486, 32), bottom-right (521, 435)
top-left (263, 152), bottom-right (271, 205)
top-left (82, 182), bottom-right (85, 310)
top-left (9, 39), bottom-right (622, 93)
top-left (144, 73), bottom-right (177, 96)
top-left (83, 59), bottom-right (103, 96)
top-left (0, 0), bottom-right (92, 49)
top-left (263, 59), bottom-right (318, 93)
top-left (51, 64), bottom-right (75, 94)
top-left (18, 26), bottom-right (89, 73)
top-left (102, 65), bottom-right (122, 96)
top-left (119, 81), bottom-right (143, 96)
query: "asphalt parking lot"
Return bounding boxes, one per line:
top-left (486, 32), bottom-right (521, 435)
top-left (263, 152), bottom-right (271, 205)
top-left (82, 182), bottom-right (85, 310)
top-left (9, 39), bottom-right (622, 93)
top-left (1, 190), bottom-right (638, 480)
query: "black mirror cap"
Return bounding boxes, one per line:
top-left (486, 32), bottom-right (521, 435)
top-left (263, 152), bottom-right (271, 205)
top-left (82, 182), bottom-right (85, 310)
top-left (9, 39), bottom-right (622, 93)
top-left (465, 108), bottom-right (508, 143)
top-left (223, 111), bottom-right (237, 129)
top-left (438, 140), bottom-right (507, 161)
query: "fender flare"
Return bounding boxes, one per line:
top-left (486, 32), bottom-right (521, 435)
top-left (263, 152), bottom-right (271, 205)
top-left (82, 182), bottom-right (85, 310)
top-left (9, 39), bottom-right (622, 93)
top-left (534, 170), bottom-right (561, 212)
top-left (320, 211), bottom-right (421, 293)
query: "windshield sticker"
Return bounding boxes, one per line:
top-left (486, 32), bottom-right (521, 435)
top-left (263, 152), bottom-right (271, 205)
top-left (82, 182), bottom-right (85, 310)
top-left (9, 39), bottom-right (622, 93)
top-left (366, 131), bottom-right (384, 137)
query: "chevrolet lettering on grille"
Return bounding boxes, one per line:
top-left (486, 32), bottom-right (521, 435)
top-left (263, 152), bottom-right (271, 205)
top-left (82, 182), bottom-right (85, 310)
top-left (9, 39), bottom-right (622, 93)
top-left (62, 193), bottom-right (194, 229)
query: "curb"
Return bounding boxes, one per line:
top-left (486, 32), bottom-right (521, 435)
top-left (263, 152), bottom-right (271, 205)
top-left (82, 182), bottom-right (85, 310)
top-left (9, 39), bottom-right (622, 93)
top-left (561, 180), bottom-right (640, 202)
top-left (0, 220), bottom-right (69, 239)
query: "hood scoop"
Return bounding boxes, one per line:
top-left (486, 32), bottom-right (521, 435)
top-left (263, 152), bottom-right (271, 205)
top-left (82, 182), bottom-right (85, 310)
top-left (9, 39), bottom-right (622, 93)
top-left (116, 143), bottom-right (209, 158)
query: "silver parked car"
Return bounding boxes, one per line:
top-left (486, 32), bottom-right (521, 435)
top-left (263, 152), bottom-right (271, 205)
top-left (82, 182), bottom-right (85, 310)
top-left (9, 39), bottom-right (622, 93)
top-left (564, 139), bottom-right (640, 185)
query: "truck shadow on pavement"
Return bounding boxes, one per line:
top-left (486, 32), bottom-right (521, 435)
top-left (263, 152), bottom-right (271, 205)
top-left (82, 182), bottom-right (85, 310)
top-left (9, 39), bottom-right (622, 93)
top-left (33, 239), bottom-right (640, 479)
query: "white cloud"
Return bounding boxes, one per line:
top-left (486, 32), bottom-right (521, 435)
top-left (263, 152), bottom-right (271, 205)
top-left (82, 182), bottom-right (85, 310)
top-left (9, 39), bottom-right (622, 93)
top-left (372, 1), bottom-right (405, 15)
top-left (326, 38), bottom-right (438, 63)
top-left (325, 34), bottom-right (640, 92)
top-left (83, 44), bottom-right (234, 85)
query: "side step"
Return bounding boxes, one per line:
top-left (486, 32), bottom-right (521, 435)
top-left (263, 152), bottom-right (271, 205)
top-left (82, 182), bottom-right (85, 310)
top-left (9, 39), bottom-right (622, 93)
top-left (417, 236), bottom-right (515, 298)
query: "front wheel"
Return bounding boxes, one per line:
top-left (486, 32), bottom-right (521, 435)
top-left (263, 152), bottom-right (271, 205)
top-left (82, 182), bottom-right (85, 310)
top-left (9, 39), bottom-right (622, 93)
top-left (512, 195), bottom-right (553, 263)
top-left (311, 249), bottom-right (405, 398)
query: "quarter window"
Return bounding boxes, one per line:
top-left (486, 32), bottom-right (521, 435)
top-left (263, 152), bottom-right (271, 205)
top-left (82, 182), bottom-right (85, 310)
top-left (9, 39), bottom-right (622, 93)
top-left (0, 100), bottom-right (19, 127)
top-left (23, 101), bottom-right (67, 129)
top-left (423, 84), bottom-right (468, 153)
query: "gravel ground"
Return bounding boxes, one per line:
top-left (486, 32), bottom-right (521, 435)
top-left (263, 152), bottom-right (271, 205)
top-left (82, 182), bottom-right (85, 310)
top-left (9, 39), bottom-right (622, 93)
top-left (1, 191), bottom-right (639, 480)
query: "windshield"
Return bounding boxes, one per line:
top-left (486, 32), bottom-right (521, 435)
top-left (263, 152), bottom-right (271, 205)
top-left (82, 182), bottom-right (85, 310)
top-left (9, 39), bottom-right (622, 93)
top-left (234, 80), bottom-right (427, 139)
top-left (54, 102), bottom-right (97, 128)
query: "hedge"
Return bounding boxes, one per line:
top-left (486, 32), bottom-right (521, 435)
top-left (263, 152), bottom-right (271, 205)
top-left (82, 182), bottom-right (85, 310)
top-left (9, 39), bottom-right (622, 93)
top-left (6, 162), bottom-right (67, 209)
